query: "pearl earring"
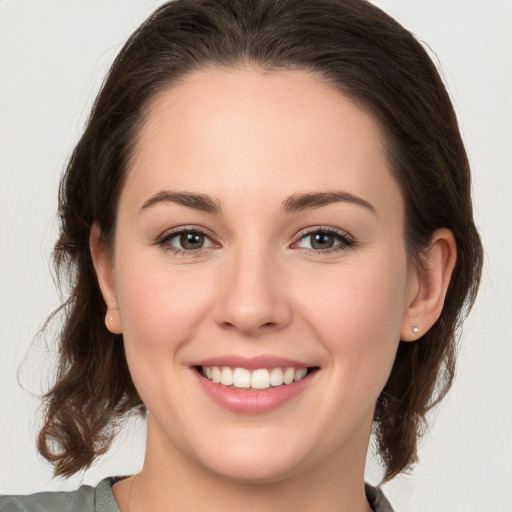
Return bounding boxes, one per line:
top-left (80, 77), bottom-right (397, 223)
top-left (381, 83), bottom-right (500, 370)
top-left (412, 326), bottom-right (420, 334)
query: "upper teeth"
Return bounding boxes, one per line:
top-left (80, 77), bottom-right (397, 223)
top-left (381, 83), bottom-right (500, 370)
top-left (202, 366), bottom-right (308, 390)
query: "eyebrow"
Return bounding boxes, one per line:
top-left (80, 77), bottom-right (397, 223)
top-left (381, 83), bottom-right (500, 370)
top-left (282, 191), bottom-right (376, 215)
top-left (139, 190), bottom-right (376, 215)
top-left (139, 191), bottom-right (223, 214)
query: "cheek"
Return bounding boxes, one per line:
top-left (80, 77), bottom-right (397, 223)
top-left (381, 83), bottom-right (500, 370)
top-left (112, 257), bottom-right (218, 418)
top-left (114, 255), bottom-right (214, 357)
top-left (302, 256), bottom-right (407, 332)
top-left (298, 252), bottom-right (408, 392)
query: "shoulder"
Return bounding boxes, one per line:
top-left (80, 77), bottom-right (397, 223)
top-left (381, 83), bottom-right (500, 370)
top-left (365, 482), bottom-right (394, 512)
top-left (0, 477), bottom-right (121, 512)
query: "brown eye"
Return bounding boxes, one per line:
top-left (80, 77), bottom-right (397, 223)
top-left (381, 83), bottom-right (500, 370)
top-left (309, 232), bottom-right (335, 250)
top-left (179, 232), bottom-right (205, 250)
top-left (159, 228), bottom-right (217, 254)
top-left (294, 228), bottom-right (354, 253)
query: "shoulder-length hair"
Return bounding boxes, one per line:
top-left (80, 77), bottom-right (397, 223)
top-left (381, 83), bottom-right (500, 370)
top-left (38, 0), bottom-right (483, 481)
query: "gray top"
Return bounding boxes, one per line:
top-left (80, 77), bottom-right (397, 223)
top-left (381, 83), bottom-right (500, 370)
top-left (0, 478), bottom-right (120, 512)
top-left (0, 478), bottom-right (394, 511)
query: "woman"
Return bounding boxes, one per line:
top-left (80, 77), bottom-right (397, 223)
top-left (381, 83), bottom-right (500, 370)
top-left (0, 0), bottom-right (483, 510)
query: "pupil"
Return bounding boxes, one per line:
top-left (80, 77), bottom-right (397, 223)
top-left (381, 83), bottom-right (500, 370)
top-left (311, 233), bottom-right (334, 249)
top-left (180, 232), bottom-right (204, 250)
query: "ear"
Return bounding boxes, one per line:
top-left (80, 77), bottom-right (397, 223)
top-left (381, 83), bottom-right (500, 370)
top-left (401, 228), bottom-right (457, 341)
top-left (90, 223), bottom-right (122, 334)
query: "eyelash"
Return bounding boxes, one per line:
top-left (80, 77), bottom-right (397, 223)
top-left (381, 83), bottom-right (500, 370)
top-left (293, 226), bottom-right (355, 255)
top-left (156, 226), bottom-right (355, 257)
top-left (156, 226), bottom-right (218, 257)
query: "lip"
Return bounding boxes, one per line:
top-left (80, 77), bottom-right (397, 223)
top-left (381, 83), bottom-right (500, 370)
top-left (192, 355), bottom-right (311, 370)
top-left (192, 359), bottom-right (318, 414)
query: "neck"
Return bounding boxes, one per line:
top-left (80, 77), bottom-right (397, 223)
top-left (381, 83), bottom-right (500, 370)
top-left (122, 417), bottom-right (373, 512)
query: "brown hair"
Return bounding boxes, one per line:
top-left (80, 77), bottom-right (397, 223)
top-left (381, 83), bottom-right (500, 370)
top-left (38, 0), bottom-right (483, 481)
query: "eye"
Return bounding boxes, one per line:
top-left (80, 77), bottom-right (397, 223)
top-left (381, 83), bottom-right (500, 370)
top-left (171, 231), bottom-right (208, 250)
top-left (157, 227), bottom-right (218, 255)
top-left (294, 228), bottom-right (354, 253)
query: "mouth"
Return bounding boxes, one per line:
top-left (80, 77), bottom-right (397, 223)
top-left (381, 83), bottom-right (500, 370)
top-left (192, 356), bottom-right (319, 413)
top-left (197, 365), bottom-right (315, 390)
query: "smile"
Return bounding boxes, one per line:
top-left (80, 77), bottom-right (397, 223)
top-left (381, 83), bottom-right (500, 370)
top-left (193, 357), bottom-right (318, 413)
top-left (200, 366), bottom-right (309, 390)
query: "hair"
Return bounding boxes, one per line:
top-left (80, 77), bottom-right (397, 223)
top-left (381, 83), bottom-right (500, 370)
top-left (38, 0), bottom-right (483, 482)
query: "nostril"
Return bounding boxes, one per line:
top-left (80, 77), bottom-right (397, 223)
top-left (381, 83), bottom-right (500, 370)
top-left (220, 320), bottom-right (276, 331)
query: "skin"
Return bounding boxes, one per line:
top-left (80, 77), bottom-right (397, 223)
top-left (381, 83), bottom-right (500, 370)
top-left (91, 67), bottom-right (456, 512)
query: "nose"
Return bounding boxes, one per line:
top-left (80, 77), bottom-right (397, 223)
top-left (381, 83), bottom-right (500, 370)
top-left (214, 246), bottom-right (292, 336)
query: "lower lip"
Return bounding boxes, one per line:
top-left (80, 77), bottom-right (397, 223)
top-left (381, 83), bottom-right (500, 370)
top-left (194, 370), bottom-right (316, 414)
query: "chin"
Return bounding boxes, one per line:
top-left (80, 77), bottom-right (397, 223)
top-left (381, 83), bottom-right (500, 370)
top-left (203, 453), bottom-right (306, 485)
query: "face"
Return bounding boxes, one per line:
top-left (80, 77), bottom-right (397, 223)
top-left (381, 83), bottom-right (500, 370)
top-left (97, 68), bottom-right (417, 484)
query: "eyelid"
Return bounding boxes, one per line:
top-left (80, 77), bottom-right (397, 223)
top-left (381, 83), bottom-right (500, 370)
top-left (155, 225), bottom-right (221, 255)
top-left (294, 225), bottom-right (352, 238)
top-left (157, 224), bottom-right (218, 241)
top-left (291, 226), bottom-right (355, 252)
top-left (154, 224), bottom-right (354, 256)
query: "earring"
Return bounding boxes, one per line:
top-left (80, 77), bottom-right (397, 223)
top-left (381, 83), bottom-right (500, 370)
top-left (412, 326), bottom-right (420, 335)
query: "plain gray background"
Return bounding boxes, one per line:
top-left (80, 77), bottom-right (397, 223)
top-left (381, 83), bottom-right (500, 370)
top-left (1, 1), bottom-right (511, 510)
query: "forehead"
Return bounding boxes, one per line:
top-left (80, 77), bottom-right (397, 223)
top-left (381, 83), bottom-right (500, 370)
top-left (123, 67), bottom-right (401, 218)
